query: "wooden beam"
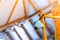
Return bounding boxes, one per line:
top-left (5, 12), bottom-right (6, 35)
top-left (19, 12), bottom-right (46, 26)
top-left (45, 15), bottom-right (60, 19)
top-left (0, 7), bottom-right (51, 31)
top-left (28, 0), bottom-right (38, 11)
top-left (0, 8), bottom-right (51, 31)
top-left (0, 16), bottom-right (25, 30)
top-left (40, 9), bottom-right (47, 40)
top-left (0, 0), bottom-right (58, 32)
top-left (23, 0), bottom-right (27, 18)
top-left (6, 0), bottom-right (18, 24)
top-left (28, 0), bottom-right (57, 17)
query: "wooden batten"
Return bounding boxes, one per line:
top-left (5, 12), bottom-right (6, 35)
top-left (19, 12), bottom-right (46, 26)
top-left (28, 0), bottom-right (38, 11)
top-left (40, 9), bottom-right (47, 40)
top-left (23, 0), bottom-right (27, 18)
top-left (6, 0), bottom-right (18, 24)
top-left (0, 0), bottom-right (58, 32)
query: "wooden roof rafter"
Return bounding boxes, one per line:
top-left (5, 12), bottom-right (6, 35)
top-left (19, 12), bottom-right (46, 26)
top-left (0, 0), bottom-right (58, 31)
